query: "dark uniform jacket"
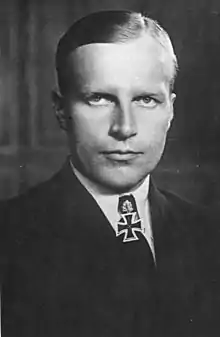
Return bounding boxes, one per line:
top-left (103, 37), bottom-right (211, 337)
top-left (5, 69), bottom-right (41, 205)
top-left (0, 160), bottom-right (220, 337)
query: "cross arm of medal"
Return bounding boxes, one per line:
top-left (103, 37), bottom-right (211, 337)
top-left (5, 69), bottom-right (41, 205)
top-left (116, 211), bottom-right (144, 243)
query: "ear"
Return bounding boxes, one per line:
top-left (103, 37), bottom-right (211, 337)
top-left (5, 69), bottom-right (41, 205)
top-left (171, 92), bottom-right (176, 105)
top-left (167, 92), bottom-right (176, 129)
top-left (170, 92), bottom-right (176, 119)
top-left (51, 89), bottom-right (69, 131)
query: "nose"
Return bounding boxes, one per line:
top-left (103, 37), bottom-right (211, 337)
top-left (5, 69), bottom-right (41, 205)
top-left (109, 103), bottom-right (137, 140)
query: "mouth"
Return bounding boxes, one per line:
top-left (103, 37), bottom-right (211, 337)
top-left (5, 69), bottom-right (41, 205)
top-left (102, 150), bottom-right (142, 161)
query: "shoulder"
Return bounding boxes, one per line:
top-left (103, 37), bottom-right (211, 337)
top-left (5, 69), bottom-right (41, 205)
top-left (150, 179), bottom-right (210, 225)
top-left (0, 171), bottom-right (61, 219)
top-left (157, 185), bottom-right (210, 221)
top-left (150, 179), bottom-right (220, 242)
top-left (0, 160), bottom-right (78, 217)
top-left (0, 177), bottom-right (58, 249)
top-left (0, 162), bottom-right (78, 240)
top-left (157, 186), bottom-right (220, 251)
top-left (0, 160), bottom-right (94, 241)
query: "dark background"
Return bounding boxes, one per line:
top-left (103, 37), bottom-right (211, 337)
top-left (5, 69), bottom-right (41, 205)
top-left (0, 0), bottom-right (220, 205)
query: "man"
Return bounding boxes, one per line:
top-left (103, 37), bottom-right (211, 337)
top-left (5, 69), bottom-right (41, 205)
top-left (0, 10), bottom-right (220, 337)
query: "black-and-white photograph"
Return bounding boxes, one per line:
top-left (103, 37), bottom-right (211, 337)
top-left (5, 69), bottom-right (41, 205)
top-left (1, 1), bottom-right (220, 336)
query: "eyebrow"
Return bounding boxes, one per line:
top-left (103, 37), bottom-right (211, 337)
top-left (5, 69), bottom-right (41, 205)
top-left (78, 91), bottom-right (117, 101)
top-left (133, 90), bottom-right (166, 99)
top-left (75, 86), bottom-right (167, 100)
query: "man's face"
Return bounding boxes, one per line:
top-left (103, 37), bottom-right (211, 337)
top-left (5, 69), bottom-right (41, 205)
top-left (60, 34), bottom-right (175, 192)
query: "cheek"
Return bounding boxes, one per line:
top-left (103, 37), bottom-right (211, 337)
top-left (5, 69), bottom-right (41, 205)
top-left (70, 104), bottom-right (108, 144)
top-left (70, 115), bottom-right (101, 156)
top-left (155, 117), bottom-right (171, 137)
top-left (140, 113), bottom-right (171, 143)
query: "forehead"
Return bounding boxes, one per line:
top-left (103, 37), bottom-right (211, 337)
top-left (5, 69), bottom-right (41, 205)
top-left (66, 34), bottom-right (172, 92)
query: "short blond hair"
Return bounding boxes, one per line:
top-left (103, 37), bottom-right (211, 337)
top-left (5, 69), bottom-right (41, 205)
top-left (56, 10), bottom-right (178, 94)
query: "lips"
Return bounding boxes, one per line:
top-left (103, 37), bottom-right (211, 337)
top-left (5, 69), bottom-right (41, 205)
top-left (102, 150), bottom-right (142, 161)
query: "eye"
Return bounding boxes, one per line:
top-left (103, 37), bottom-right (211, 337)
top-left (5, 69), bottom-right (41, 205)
top-left (134, 96), bottom-right (158, 108)
top-left (86, 94), bottom-right (113, 106)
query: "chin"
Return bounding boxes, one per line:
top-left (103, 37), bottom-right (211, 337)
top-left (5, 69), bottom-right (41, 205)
top-left (102, 180), bottom-right (139, 194)
top-left (92, 169), bottom-right (149, 194)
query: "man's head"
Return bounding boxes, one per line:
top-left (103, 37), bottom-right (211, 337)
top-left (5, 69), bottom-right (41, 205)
top-left (53, 10), bottom-right (178, 193)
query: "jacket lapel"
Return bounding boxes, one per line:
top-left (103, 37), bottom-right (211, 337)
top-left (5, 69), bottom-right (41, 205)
top-left (149, 179), bottom-right (201, 335)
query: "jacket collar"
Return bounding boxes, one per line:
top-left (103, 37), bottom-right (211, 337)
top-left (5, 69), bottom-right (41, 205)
top-left (54, 159), bottom-right (189, 258)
